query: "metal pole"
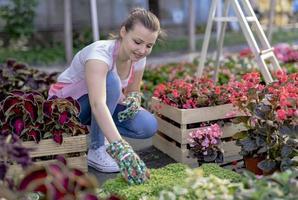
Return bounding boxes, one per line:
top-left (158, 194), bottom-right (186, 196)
top-left (90, 0), bottom-right (100, 41)
top-left (188, 0), bottom-right (196, 52)
top-left (216, 0), bottom-right (223, 41)
top-left (267, 0), bottom-right (276, 42)
top-left (64, 0), bottom-right (73, 64)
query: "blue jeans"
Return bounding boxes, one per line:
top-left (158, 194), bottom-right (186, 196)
top-left (77, 70), bottom-right (158, 150)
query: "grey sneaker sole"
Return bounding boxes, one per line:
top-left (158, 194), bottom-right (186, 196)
top-left (88, 160), bottom-right (120, 173)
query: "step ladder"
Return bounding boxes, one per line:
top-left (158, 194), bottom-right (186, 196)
top-left (197, 0), bottom-right (281, 84)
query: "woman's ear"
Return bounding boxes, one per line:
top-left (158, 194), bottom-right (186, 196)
top-left (120, 26), bottom-right (127, 38)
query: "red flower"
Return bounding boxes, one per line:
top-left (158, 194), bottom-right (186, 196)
top-left (276, 109), bottom-right (287, 121)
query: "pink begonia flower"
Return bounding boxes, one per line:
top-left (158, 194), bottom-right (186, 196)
top-left (294, 109), bottom-right (298, 117)
top-left (202, 138), bottom-right (210, 147)
top-left (211, 138), bottom-right (218, 145)
top-left (276, 109), bottom-right (287, 121)
top-left (172, 89), bottom-right (179, 98)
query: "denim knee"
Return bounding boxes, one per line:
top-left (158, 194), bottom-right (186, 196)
top-left (132, 111), bottom-right (158, 139)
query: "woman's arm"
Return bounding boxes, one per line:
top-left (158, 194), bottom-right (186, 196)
top-left (124, 69), bottom-right (144, 94)
top-left (85, 59), bottom-right (121, 143)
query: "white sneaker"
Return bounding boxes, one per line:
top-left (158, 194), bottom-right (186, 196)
top-left (87, 146), bottom-right (120, 173)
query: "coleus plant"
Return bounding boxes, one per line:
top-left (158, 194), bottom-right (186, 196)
top-left (0, 134), bottom-right (33, 181)
top-left (18, 156), bottom-right (100, 200)
top-left (0, 59), bottom-right (58, 101)
top-left (0, 90), bottom-right (87, 144)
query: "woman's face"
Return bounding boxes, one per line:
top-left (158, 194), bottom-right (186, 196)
top-left (120, 22), bottom-right (158, 62)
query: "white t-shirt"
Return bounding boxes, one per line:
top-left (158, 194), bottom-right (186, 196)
top-left (57, 39), bottom-right (146, 89)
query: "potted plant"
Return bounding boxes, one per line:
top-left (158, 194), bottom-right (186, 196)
top-left (188, 123), bottom-right (224, 165)
top-left (228, 71), bottom-right (298, 174)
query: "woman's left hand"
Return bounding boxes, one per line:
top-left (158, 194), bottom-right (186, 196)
top-left (118, 92), bottom-right (142, 122)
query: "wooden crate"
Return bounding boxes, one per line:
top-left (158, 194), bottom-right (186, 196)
top-left (151, 97), bottom-right (245, 166)
top-left (9, 135), bottom-right (88, 176)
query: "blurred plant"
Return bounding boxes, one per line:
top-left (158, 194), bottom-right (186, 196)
top-left (144, 168), bottom-right (239, 200)
top-left (0, 134), bottom-right (33, 181)
top-left (0, 155), bottom-right (103, 200)
top-left (0, 0), bottom-right (38, 49)
top-left (0, 60), bottom-right (58, 100)
top-left (18, 156), bottom-right (99, 200)
top-left (153, 77), bottom-right (230, 109)
top-left (188, 124), bottom-right (224, 164)
top-left (239, 44), bottom-right (298, 64)
top-left (0, 90), bottom-right (88, 144)
top-left (228, 71), bottom-right (298, 172)
top-left (234, 169), bottom-right (298, 200)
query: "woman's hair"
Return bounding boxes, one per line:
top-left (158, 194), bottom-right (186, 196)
top-left (110, 7), bottom-right (166, 40)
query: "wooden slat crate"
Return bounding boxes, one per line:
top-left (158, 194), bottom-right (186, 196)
top-left (151, 97), bottom-right (246, 166)
top-left (9, 135), bottom-right (88, 176)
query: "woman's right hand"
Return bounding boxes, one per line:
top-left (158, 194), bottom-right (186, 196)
top-left (106, 139), bottom-right (150, 185)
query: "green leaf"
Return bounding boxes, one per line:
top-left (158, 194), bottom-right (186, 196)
top-left (257, 159), bottom-right (277, 172)
top-left (257, 146), bottom-right (267, 154)
top-left (237, 138), bottom-right (258, 152)
top-left (232, 131), bottom-right (248, 140)
top-left (280, 158), bottom-right (292, 171)
top-left (279, 125), bottom-right (298, 137)
top-left (231, 116), bottom-right (250, 124)
top-left (281, 145), bottom-right (293, 158)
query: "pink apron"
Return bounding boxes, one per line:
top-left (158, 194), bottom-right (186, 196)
top-left (48, 40), bottom-right (135, 100)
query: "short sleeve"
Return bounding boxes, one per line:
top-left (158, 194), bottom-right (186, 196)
top-left (133, 57), bottom-right (146, 71)
top-left (80, 41), bottom-right (113, 70)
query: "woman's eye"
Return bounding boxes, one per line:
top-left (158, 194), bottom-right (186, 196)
top-left (147, 45), bottom-right (152, 49)
top-left (134, 40), bottom-right (141, 45)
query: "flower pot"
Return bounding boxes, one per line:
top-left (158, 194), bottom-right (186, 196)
top-left (243, 155), bottom-right (266, 175)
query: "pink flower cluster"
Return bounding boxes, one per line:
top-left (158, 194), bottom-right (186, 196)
top-left (239, 44), bottom-right (298, 63)
top-left (188, 124), bottom-right (223, 155)
top-left (268, 71), bottom-right (298, 122)
top-left (274, 44), bottom-right (298, 63)
top-left (227, 71), bottom-right (265, 114)
top-left (153, 77), bottom-right (230, 109)
top-left (228, 71), bottom-right (298, 125)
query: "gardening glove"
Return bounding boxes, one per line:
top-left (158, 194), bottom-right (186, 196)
top-left (106, 139), bottom-right (150, 185)
top-left (118, 91), bottom-right (142, 122)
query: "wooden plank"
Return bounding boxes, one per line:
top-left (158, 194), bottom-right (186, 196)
top-left (152, 97), bottom-right (244, 124)
top-left (151, 97), bottom-right (182, 123)
top-left (23, 135), bottom-right (88, 158)
top-left (153, 133), bottom-right (242, 166)
top-left (180, 103), bottom-right (241, 124)
top-left (157, 116), bottom-right (184, 142)
top-left (221, 141), bottom-right (241, 158)
top-left (157, 116), bottom-right (247, 144)
top-left (152, 133), bottom-right (189, 163)
top-left (35, 155), bottom-right (88, 172)
top-left (221, 123), bottom-right (247, 138)
top-left (8, 155), bottom-right (87, 178)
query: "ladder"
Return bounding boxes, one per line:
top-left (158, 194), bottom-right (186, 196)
top-left (197, 0), bottom-right (281, 84)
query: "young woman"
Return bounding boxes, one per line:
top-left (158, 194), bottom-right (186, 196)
top-left (49, 8), bottom-right (163, 185)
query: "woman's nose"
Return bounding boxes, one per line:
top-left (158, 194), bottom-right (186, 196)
top-left (139, 45), bottom-right (147, 54)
